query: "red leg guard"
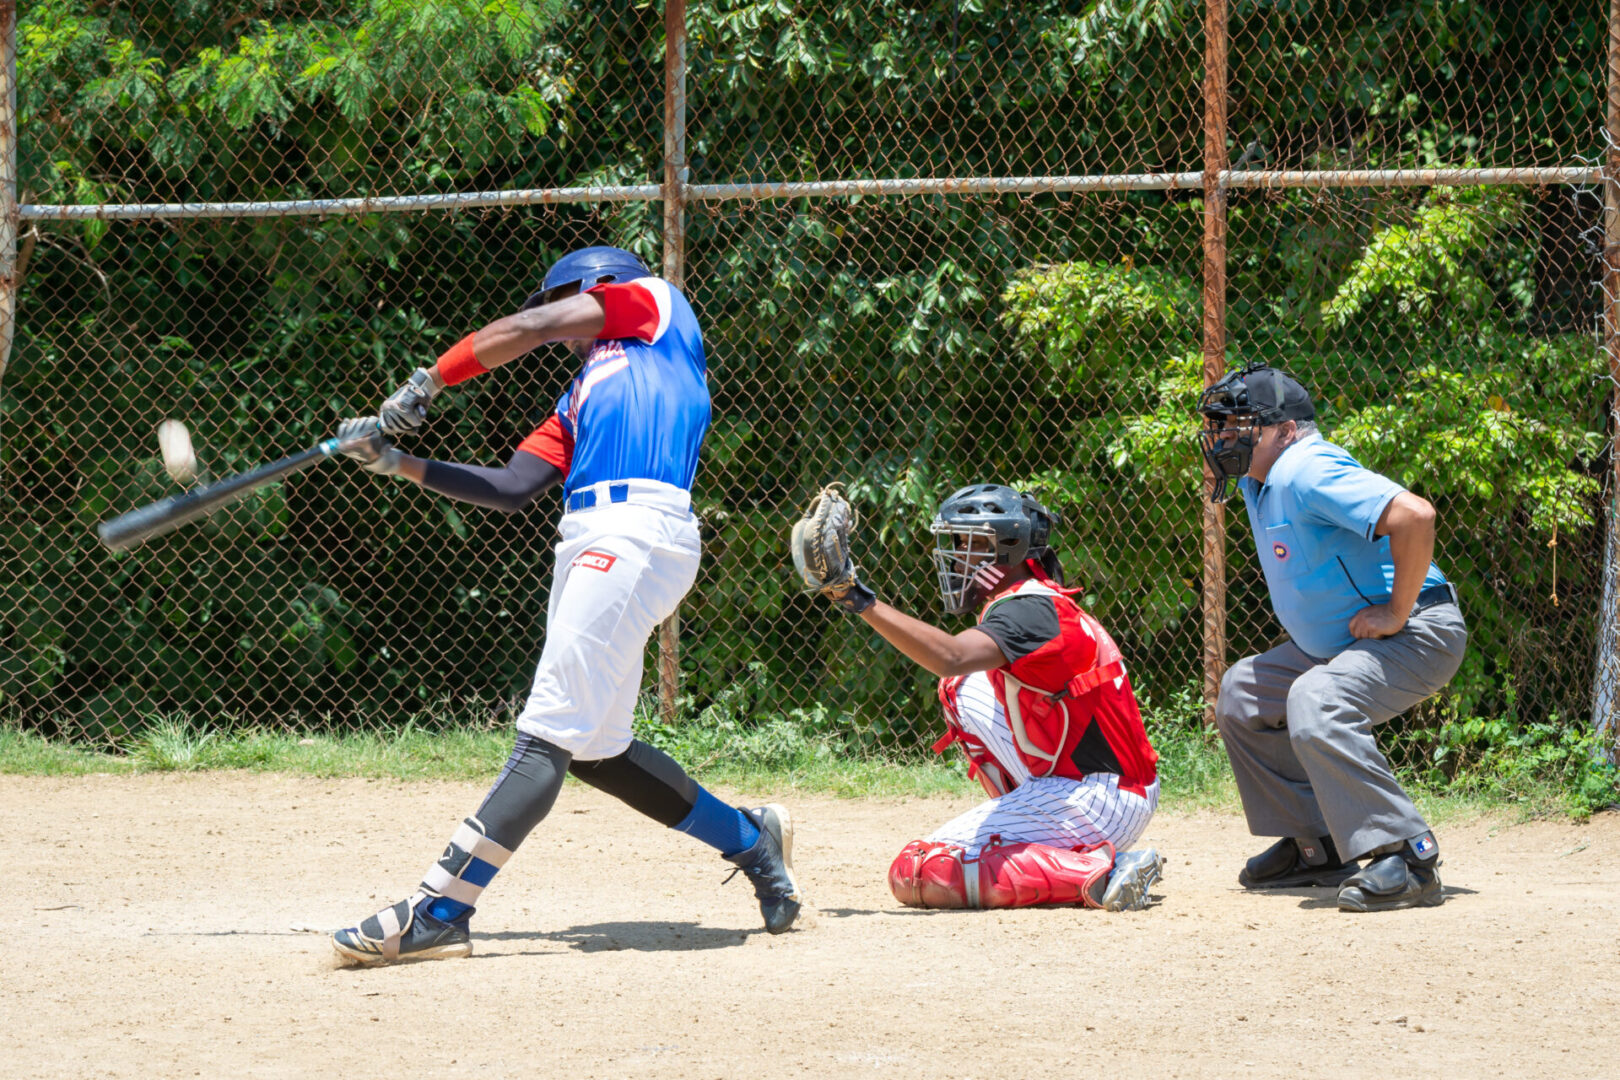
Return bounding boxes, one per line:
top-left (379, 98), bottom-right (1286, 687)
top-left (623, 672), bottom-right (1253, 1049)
top-left (889, 839), bottom-right (1117, 910)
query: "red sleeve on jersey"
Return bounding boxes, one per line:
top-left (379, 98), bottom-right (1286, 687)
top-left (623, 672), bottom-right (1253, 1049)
top-left (516, 414), bottom-right (573, 475)
top-left (436, 333), bottom-right (488, 386)
top-left (588, 281), bottom-right (661, 342)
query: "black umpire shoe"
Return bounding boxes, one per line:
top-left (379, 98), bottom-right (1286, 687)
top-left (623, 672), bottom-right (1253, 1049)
top-left (1239, 836), bottom-right (1360, 889)
top-left (1338, 832), bottom-right (1444, 912)
top-left (725, 803), bottom-right (803, 934)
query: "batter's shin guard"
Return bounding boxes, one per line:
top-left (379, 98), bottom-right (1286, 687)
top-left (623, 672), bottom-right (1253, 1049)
top-left (888, 839), bottom-right (1117, 910)
top-left (330, 817), bottom-right (513, 966)
top-left (418, 816), bottom-right (514, 918)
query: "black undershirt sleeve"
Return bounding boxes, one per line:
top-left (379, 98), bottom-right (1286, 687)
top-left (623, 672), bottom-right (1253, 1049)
top-left (417, 448), bottom-right (562, 513)
top-left (974, 595), bottom-right (1063, 663)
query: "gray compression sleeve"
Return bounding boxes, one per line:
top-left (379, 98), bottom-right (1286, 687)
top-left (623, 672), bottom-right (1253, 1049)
top-left (475, 733), bottom-right (572, 850)
top-left (417, 448), bottom-right (562, 513)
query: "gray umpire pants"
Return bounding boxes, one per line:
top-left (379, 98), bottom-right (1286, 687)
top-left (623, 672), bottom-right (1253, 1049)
top-left (1214, 603), bottom-right (1467, 860)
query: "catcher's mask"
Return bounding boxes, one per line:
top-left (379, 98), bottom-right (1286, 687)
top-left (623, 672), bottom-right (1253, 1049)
top-left (930, 484), bottom-right (1057, 615)
top-left (521, 245), bottom-right (650, 310)
top-left (1196, 362), bottom-right (1316, 503)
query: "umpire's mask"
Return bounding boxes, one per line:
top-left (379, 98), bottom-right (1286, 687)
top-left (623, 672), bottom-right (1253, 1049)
top-left (930, 485), bottom-right (1056, 614)
top-left (1196, 363), bottom-right (1316, 503)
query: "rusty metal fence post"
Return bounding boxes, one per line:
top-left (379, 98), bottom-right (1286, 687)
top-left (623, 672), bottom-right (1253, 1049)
top-left (0, 1), bottom-right (17, 399)
top-left (1199, 0), bottom-right (1229, 725)
top-left (1594, 0), bottom-right (1620, 747)
top-left (658, 0), bottom-right (689, 726)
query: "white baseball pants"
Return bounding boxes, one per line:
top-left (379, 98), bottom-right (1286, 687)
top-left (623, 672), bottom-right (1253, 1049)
top-left (927, 672), bottom-right (1159, 857)
top-left (516, 492), bottom-right (700, 760)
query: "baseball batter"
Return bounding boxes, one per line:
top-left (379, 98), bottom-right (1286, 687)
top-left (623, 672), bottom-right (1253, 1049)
top-left (329, 246), bottom-right (801, 965)
top-left (1198, 362), bottom-right (1466, 912)
top-left (795, 484), bottom-right (1165, 911)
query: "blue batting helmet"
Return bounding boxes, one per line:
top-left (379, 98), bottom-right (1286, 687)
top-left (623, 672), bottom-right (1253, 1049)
top-left (521, 246), bottom-right (651, 309)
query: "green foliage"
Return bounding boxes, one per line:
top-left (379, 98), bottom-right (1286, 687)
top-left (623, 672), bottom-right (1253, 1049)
top-left (5, 0), bottom-right (1612, 802)
top-left (633, 664), bottom-right (854, 773)
top-left (1138, 683), bottom-right (1237, 807)
top-left (1108, 349), bottom-right (1205, 490)
top-left (1333, 346), bottom-right (1605, 536)
top-left (21, 0), bottom-right (567, 203)
top-left (1399, 704), bottom-right (1620, 819)
top-left (1321, 187), bottom-right (1525, 334)
top-left (1002, 260), bottom-right (1198, 389)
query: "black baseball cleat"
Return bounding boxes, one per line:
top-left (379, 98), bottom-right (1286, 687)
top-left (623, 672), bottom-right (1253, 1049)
top-left (1239, 836), bottom-right (1359, 889)
top-left (725, 803), bottom-right (803, 934)
top-left (1337, 855), bottom-right (1444, 912)
top-left (331, 894), bottom-right (472, 966)
top-left (1338, 833), bottom-right (1445, 912)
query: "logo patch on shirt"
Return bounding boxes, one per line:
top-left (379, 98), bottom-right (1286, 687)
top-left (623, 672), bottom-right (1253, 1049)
top-left (1272, 541), bottom-right (1290, 561)
top-left (571, 550), bottom-right (617, 573)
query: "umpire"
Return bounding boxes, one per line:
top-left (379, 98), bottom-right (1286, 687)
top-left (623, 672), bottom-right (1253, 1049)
top-left (1197, 362), bottom-right (1466, 912)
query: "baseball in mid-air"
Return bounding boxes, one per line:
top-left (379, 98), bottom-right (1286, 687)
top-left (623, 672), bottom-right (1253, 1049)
top-left (157, 418), bottom-right (197, 484)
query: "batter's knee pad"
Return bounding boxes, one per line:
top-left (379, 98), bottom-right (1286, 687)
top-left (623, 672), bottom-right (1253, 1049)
top-left (888, 838), bottom-right (1117, 910)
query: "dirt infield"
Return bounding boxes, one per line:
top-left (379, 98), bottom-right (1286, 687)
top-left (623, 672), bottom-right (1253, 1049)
top-left (6, 774), bottom-right (1617, 1079)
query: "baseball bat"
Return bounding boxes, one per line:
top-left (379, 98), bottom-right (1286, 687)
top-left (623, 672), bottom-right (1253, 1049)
top-left (97, 436), bottom-right (346, 552)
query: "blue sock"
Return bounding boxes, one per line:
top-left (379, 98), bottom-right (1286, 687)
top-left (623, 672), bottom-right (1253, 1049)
top-left (415, 818), bottom-right (509, 924)
top-left (425, 896), bottom-right (473, 922)
top-left (675, 787), bottom-right (760, 858)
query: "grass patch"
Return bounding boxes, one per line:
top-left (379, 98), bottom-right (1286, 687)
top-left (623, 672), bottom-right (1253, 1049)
top-left (0, 725), bottom-right (133, 775)
top-left (0, 718), bottom-right (517, 781)
top-left (1394, 712), bottom-right (1620, 821)
top-left (3, 685), bottom-right (1611, 824)
top-left (1138, 684), bottom-right (1239, 811)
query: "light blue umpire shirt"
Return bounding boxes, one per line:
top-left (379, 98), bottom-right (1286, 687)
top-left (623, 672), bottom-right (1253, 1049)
top-left (1237, 434), bottom-right (1449, 661)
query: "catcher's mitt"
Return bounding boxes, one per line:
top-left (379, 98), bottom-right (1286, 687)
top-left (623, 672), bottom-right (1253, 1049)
top-left (790, 484), bottom-right (876, 613)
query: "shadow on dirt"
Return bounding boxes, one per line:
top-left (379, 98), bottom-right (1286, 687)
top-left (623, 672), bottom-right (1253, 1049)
top-left (1284, 884), bottom-right (1480, 911)
top-left (478, 920), bottom-right (757, 952)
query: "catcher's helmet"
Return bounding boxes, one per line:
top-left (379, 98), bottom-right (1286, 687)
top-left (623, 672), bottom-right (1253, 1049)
top-left (1196, 362), bottom-right (1315, 504)
top-left (521, 246), bottom-right (651, 310)
top-left (930, 484), bottom-right (1058, 615)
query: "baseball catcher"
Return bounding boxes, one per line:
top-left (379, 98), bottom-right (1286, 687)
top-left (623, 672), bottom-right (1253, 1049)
top-left (793, 483), bottom-right (1164, 911)
top-left (328, 246), bottom-right (800, 966)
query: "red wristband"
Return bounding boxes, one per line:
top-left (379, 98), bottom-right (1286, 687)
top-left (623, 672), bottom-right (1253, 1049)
top-left (436, 333), bottom-right (487, 386)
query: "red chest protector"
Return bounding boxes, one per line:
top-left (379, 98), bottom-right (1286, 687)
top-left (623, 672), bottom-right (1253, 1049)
top-left (935, 565), bottom-right (1158, 797)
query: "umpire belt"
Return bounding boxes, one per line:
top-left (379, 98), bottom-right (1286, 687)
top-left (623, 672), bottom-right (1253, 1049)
top-left (1412, 581), bottom-right (1459, 615)
top-left (564, 478), bottom-right (691, 517)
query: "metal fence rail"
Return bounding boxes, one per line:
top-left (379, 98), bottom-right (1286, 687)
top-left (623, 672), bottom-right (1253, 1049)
top-left (2, 0), bottom-right (1617, 776)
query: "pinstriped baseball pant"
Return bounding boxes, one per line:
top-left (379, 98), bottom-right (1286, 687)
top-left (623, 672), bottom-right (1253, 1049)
top-left (926, 672), bottom-right (1158, 858)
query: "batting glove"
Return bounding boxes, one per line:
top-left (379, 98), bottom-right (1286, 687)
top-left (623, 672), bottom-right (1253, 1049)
top-left (337, 417), bottom-right (405, 476)
top-left (378, 366), bottom-right (444, 436)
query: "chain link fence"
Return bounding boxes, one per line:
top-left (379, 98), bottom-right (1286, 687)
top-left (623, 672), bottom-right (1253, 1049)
top-left (3, 1), bottom-right (1618, 783)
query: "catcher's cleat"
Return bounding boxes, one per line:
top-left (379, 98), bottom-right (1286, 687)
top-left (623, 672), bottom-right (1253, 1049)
top-left (725, 804), bottom-right (803, 934)
top-left (331, 894), bottom-right (472, 966)
top-left (1100, 847), bottom-right (1165, 912)
top-left (1238, 836), bottom-right (1359, 889)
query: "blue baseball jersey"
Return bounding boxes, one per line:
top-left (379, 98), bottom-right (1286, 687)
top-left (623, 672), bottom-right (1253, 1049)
top-left (1238, 435), bottom-right (1449, 660)
top-left (517, 277), bottom-right (710, 498)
